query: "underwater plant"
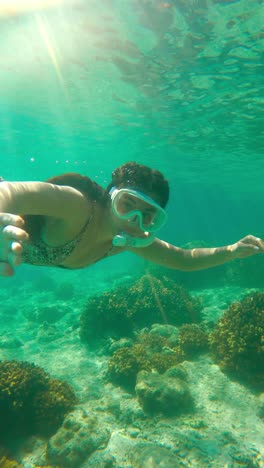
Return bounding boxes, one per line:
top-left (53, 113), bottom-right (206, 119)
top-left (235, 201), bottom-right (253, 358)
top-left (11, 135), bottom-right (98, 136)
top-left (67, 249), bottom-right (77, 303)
top-left (80, 274), bottom-right (202, 346)
top-left (209, 292), bottom-right (264, 391)
top-left (0, 360), bottom-right (78, 441)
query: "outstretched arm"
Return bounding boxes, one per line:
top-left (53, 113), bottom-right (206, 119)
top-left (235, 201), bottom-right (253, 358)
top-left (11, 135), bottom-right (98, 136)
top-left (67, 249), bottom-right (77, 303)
top-left (130, 235), bottom-right (264, 271)
top-left (0, 181), bottom-right (91, 276)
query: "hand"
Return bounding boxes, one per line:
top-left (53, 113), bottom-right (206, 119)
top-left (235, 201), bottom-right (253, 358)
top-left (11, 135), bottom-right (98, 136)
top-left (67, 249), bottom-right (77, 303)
top-left (0, 213), bottom-right (29, 277)
top-left (230, 234), bottom-right (264, 260)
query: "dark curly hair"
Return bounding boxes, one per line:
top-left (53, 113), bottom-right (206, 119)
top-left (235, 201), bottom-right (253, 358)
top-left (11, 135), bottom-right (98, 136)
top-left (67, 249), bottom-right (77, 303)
top-left (106, 162), bottom-right (169, 208)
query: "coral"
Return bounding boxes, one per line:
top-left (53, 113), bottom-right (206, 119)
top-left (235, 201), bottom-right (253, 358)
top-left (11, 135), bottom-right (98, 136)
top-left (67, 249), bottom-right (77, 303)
top-left (149, 323), bottom-right (180, 347)
top-left (129, 275), bottom-right (203, 327)
top-left (33, 378), bottom-right (78, 437)
top-left (0, 456), bottom-right (22, 468)
top-left (80, 274), bottom-right (202, 346)
top-left (107, 323), bottom-right (208, 388)
top-left (80, 286), bottom-right (134, 345)
top-left (0, 447), bottom-right (22, 468)
top-left (137, 332), bottom-right (169, 352)
top-left (135, 369), bottom-right (193, 415)
top-left (0, 360), bottom-right (78, 441)
top-left (177, 324), bottom-right (209, 359)
top-left (107, 345), bottom-right (152, 388)
top-left (46, 408), bottom-right (110, 467)
top-left (209, 292), bottom-right (264, 391)
top-left (150, 352), bottom-right (182, 374)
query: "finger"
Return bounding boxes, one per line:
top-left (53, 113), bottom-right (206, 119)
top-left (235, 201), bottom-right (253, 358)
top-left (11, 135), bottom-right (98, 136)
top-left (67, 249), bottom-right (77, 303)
top-left (0, 262), bottom-right (15, 277)
top-left (2, 225), bottom-right (29, 242)
top-left (0, 214), bottom-right (25, 228)
top-left (242, 244), bottom-right (260, 251)
top-left (11, 241), bottom-right (23, 254)
top-left (7, 242), bottom-right (23, 267)
top-left (238, 244), bottom-right (261, 258)
top-left (244, 237), bottom-right (264, 252)
top-left (254, 237), bottom-right (264, 251)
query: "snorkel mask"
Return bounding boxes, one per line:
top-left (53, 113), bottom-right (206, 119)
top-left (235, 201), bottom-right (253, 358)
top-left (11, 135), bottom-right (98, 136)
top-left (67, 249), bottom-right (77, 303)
top-left (110, 187), bottom-right (167, 248)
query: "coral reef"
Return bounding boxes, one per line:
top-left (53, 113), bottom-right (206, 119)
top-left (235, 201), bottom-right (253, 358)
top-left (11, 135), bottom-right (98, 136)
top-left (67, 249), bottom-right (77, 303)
top-left (0, 360), bottom-right (78, 441)
top-left (176, 323), bottom-right (209, 359)
top-left (150, 351), bottom-right (184, 374)
top-left (137, 331), bottom-right (169, 352)
top-left (135, 368), bottom-right (193, 415)
top-left (80, 285), bottom-right (134, 345)
top-left (46, 408), bottom-right (110, 467)
top-left (80, 274), bottom-right (202, 346)
top-left (209, 292), bottom-right (264, 391)
top-left (129, 275), bottom-right (203, 327)
top-left (0, 447), bottom-right (22, 468)
top-left (107, 345), bottom-right (152, 388)
top-left (0, 456), bottom-right (22, 468)
top-left (108, 323), bottom-right (209, 389)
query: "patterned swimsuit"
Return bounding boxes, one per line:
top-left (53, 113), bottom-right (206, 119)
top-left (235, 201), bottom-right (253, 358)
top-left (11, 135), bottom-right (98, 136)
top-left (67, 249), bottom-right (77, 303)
top-left (22, 216), bottom-right (92, 269)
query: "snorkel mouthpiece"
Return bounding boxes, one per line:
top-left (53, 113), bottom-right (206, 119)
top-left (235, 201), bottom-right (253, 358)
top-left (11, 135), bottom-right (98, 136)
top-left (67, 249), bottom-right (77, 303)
top-left (112, 232), bottom-right (155, 248)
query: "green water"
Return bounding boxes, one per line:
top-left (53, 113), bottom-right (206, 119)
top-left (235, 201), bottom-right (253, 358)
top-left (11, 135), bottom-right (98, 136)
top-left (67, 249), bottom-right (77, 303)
top-left (0, 1), bottom-right (263, 466)
top-left (1, 1), bottom-right (263, 251)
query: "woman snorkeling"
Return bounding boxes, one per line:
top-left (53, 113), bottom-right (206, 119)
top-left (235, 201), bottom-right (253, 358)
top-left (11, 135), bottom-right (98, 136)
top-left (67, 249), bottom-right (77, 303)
top-left (0, 162), bottom-right (263, 277)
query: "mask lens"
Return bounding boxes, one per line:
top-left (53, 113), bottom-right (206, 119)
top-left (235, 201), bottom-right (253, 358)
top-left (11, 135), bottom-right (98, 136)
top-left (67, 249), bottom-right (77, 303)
top-left (112, 189), bottom-right (167, 232)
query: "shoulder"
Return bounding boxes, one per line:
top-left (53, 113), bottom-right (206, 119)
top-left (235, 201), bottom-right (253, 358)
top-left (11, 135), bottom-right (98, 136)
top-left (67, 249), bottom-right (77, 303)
top-left (46, 172), bottom-right (107, 204)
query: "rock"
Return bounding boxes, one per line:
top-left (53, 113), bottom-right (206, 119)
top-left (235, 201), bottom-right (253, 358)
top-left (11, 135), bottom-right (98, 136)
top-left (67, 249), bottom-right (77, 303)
top-left (135, 369), bottom-right (193, 415)
top-left (82, 430), bottom-right (136, 467)
top-left (0, 336), bottom-right (23, 349)
top-left (46, 408), bottom-right (110, 467)
top-left (23, 303), bottom-right (69, 323)
top-left (165, 365), bottom-right (188, 381)
top-left (130, 443), bottom-right (181, 468)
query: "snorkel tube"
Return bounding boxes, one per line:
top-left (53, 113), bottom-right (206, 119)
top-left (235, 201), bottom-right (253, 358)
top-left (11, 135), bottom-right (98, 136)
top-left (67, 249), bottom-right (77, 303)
top-left (112, 231), bottom-right (156, 248)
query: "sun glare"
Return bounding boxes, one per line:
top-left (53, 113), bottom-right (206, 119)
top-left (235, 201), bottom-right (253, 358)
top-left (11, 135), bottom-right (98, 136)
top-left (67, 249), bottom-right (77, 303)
top-left (0, 0), bottom-right (62, 16)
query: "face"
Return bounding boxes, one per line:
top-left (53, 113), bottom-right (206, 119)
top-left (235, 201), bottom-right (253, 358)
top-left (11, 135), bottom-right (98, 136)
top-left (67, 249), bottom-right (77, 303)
top-left (117, 193), bottom-right (157, 228)
top-left (111, 188), bottom-right (165, 237)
